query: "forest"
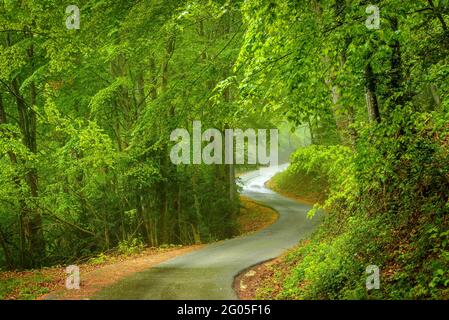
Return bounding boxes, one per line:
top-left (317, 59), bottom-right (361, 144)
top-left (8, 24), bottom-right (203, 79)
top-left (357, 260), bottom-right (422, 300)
top-left (1, 0), bottom-right (449, 300)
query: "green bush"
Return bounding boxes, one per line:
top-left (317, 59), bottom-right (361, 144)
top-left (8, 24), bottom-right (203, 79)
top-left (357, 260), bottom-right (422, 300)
top-left (88, 253), bottom-right (109, 265)
top-left (117, 238), bottom-right (145, 256)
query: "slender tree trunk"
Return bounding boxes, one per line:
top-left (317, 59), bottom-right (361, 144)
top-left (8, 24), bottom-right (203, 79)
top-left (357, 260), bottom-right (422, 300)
top-left (364, 63), bottom-right (381, 123)
top-left (191, 167), bottom-right (202, 244)
top-left (26, 41), bottom-right (45, 262)
top-left (429, 84), bottom-right (441, 107)
top-left (10, 56), bottom-right (45, 267)
top-left (0, 90), bottom-right (26, 266)
top-left (222, 14), bottom-right (238, 225)
top-left (389, 17), bottom-right (404, 107)
top-left (136, 71), bottom-right (145, 117)
top-left (306, 115), bottom-right (315, 144)
top-left (322, 1), bottom-right (355, 145)
top-left (0, 93), bottom-right (14, 268)
top-left (0, 227), bottom-right (13, 269)
top-left (158, 32), bottom-right (176, 245)
top-left (149, 55), bottom-right (158, 100)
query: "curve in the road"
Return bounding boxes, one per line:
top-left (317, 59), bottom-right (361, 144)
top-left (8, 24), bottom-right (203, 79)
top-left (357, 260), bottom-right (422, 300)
top-left (94, 165), bottom-right (322, 300)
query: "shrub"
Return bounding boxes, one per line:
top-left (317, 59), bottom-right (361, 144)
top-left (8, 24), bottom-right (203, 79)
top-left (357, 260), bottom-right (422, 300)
top-left (117, 238), bottom-right (145, 256)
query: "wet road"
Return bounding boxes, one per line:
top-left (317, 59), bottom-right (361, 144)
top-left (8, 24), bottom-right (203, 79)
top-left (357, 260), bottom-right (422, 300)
top-left (94, 165), bottom-right (322, 300)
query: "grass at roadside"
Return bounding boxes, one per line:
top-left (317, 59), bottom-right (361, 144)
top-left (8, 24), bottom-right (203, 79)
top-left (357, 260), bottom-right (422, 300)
top-left (251, 241), bottom-right (310, 300)
top-left (265, 169), bottom-right (327, 205)
top-left (0, 268), bottom-right (64, 300)
top-left (237, 196), bottom-right (278, 235)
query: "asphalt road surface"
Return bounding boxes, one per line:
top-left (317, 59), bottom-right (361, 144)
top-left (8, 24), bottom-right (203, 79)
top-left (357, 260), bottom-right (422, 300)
top-left (94, 164), bottom-right (322, 300)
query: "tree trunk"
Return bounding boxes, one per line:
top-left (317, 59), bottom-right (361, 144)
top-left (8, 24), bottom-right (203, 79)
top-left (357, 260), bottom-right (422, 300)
top-left (158, 32), bottom-right (176, 245)
top-left (388, 17), bottom-right (404, 107)
top-left (364, 63), bottom-right (381, 123)
top-left (0, 93), bottom-right (14, 268)
top-left (0, 227), bottom-right (13, 269)
top-left (11, 67), bottom-right (45, 267)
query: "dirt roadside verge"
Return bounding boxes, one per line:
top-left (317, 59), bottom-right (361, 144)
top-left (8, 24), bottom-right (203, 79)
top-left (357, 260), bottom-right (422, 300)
top-left (41, 245), bottom-right (203, 300)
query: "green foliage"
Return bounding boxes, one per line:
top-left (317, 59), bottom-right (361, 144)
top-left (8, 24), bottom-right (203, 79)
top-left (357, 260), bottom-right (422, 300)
top-left (269, 167), bottom-right (328, 204)
top-left (0, 0), bottom-right (244, 269)
top-left (288, 145), bottom-right (356, 217)
top-left (117, 238), bottom-right (145, 256)
top-left (88, 253), bottom-right (108, 265)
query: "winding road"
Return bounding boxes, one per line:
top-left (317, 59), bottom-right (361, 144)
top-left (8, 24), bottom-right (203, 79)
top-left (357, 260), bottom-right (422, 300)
top-left (94, 165), bottom-right (322, 300)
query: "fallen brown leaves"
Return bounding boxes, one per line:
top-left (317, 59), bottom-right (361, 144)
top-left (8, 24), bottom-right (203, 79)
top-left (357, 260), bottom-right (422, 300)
top-left (237, 196), bottom-right (278, 235)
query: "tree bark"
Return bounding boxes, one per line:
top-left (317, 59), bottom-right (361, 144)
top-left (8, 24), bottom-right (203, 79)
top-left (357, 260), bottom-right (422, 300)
top-left (0, 93), bottom-right (14, 268)
top-left (388, 17), bottom-right (404, 107)
top-left (0, 227), bottom-right (13, 269)
top-left (158, 32), bottom-right (176, 245)
top-left (10, 61), bottom-right (45, 267)
top-left (364, 63), bottom-right (381, 123)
